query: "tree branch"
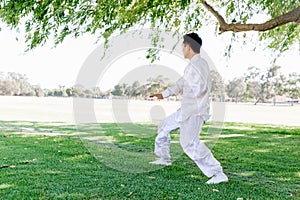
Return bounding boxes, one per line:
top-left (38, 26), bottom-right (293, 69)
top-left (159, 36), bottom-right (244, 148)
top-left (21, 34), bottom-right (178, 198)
top-left (202, 1), bottom-right (300, 33)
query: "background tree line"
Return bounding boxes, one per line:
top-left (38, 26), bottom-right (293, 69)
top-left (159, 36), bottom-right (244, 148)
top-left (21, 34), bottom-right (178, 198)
top-left (212, 65), bottom-right (300, 104)
top-left (1, 68), bottom-right (299, 103)
top-left (0, 72), bottom-right (173, 99)
top-left (0, 72), bottom-right (104, 98)
top-left (0, 72), bottom-right (43, 97)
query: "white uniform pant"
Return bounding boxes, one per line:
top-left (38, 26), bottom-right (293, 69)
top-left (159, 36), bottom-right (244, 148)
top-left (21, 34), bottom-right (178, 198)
top-left (154, 110), bottom-right (223, 177)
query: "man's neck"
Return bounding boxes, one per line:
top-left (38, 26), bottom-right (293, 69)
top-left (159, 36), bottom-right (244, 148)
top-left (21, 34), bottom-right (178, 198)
top-left (188, 52), bottom-right (199, 60)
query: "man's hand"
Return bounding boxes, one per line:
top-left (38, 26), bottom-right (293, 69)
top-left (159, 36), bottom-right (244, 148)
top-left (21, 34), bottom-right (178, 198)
top-left (149, 93), bottom-right (164, 100)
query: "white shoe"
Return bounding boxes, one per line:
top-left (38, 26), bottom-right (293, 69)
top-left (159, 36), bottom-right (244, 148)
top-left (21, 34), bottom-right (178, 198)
top-left (206, 172), bottom-right (228, 184)
top-left (149, 158), bottom-right (172, 166)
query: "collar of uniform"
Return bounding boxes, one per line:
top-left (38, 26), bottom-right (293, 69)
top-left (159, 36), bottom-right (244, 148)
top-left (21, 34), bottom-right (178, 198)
top-left (190, 54), bottom-right (201, 62)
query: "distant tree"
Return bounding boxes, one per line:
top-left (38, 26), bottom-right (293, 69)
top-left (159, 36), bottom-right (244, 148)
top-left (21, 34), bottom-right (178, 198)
top-left (91, 86), bottom-right (102, 98)
top-left (72, 85), bottom-right (85, 97)
top-left (226, 78), bottom-right (246, 103)
top-left (3, 72), bottom-right (36, 96)
top-left (82, 89), bottom-right (93, 98)
top-left (244, 66), bottom-right (261, 82)
top-left (54, 90), bottom-right (63, 97)
top-left (124, 85), bottom-right (133, 97)
top-left (273, 74), bottom-right (287, 96)
top-left (0, 80), bottom-right (17, 95)
top-left (65, 87), bottom-right (73, 97)
top-left (46, 89), bottom-right (54, 97)
top-left (284, 73), bottom-right (300, 100)
top-left (139, 85), bottom-right (148, 98)
top-left (111, 83), bottom-right (126, 96)
top-left (146, 75), bottom-right (169, 95)
top-left (257, 65), bottom-right (281, 103)
top-left (244, 81), bottom-right (261, 101)
top-left (33, 85), bottom-right (44, 97)
top-left (210, 70), bottom-right (225, 101)
top-left (131, 81), bottom-right (142, 97)
top-left (244, 65), bottom-right (285, 104)
top-left (19, 81), bottom-right (34, 96)
top-left (58, 85), bottom-right (68, 97)
top-left (146, 77), bottom-right (156, 95)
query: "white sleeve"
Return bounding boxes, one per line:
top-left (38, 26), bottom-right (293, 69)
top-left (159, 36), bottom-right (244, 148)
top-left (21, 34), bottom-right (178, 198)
top-left (162, 77), bottom-right (184, 98)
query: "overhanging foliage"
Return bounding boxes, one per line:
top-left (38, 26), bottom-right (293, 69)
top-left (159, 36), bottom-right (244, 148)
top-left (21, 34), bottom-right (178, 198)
top-left (0, 0), bottom-right (299, 52)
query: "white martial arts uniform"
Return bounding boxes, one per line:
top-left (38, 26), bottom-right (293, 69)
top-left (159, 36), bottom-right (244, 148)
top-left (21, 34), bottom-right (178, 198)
top-left (154, 54), bottom-right (223, 177)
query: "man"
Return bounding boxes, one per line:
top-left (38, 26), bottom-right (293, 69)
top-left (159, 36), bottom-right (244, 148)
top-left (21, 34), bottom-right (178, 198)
top-left (149, 33), bottom-right (228, 184)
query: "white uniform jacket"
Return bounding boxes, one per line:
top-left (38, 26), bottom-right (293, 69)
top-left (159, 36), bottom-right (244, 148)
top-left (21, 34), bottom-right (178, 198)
top-left (162, 54), bottom-right (211, 122)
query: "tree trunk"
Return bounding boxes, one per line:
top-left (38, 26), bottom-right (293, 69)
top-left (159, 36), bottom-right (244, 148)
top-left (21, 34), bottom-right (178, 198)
top-left (254, 97), bottom-right (261, 105)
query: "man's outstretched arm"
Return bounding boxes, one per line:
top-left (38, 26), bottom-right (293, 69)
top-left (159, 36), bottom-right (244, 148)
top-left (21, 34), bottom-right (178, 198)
top-left (149, 77), bottom-right (184, 100)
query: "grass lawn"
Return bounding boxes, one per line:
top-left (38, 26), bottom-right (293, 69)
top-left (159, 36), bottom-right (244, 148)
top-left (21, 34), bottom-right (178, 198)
top-left (0, 121), bottom-right (299, 200)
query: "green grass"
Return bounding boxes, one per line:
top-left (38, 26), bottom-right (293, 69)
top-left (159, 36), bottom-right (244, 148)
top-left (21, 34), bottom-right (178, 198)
top-left (0, 121), bottom-right (299, 200)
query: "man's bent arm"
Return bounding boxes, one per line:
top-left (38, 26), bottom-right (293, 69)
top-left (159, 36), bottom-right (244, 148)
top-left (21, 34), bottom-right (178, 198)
top-left (162, 77), bottom-right (184, 98)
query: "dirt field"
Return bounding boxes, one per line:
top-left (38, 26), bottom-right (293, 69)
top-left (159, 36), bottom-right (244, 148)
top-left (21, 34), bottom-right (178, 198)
top-left (0, 96), bottom-right (299, 126)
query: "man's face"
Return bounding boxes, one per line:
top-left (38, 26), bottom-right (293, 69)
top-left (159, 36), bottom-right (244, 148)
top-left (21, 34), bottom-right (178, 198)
top-left (182, 43), bottom-right (190, 59)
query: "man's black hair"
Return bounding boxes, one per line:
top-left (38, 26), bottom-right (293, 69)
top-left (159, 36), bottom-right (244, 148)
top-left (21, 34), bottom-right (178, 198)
top-left (183, 33), bottom-right (202, 53)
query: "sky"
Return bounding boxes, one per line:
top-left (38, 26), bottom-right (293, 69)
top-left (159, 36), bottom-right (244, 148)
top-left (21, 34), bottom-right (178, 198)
top-left (0, 22), bottom-right (299, 91)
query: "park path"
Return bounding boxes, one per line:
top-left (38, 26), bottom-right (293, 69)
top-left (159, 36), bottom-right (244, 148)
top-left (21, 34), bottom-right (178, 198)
top-left (0, 96), bottom-right (299, 126)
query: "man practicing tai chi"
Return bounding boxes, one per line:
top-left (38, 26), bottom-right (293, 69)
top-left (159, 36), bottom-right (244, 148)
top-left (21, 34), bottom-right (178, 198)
top-left (149, 33), bottom-right (228, 184)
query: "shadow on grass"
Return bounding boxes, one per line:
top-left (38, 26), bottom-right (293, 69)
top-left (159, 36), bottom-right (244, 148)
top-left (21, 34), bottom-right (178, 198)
top-left (0, 120), bottom-right (77, 136)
